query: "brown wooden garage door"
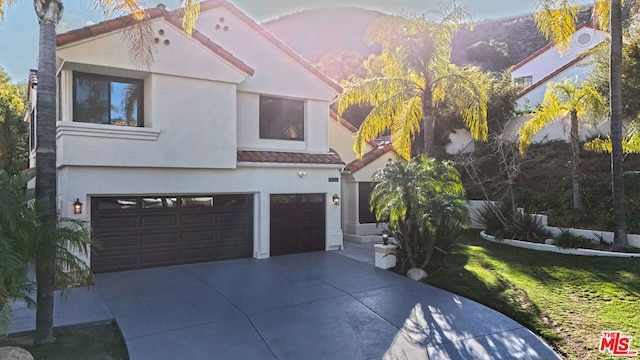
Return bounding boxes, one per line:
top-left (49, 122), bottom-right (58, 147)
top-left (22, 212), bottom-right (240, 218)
top-left (270, 194), bottom-right (325, 256)
top-left (91, 195), bottom-right (253, 272)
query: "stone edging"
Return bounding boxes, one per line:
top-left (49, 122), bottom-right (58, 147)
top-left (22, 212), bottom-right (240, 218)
top-left (479, 231), bottom-right (640, 258)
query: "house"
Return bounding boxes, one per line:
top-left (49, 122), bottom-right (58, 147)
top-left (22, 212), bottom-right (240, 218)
top-left (26, 0), bottom-right (346, 273)
top-left (504, 23), bottom-right (610, 142)
top-left (328, 111), bottom-right (401, 243)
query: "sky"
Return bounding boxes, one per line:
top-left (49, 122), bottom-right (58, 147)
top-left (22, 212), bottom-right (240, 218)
top-left (0, 0), bottom-right (593, 83)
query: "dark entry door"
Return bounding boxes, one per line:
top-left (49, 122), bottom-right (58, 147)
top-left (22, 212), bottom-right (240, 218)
top-left (91, 194), bottom-right (253, 272)
top-left (270, 194), bottom-right (325, 256)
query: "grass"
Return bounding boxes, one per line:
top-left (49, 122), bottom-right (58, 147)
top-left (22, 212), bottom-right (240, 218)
top-left (0, 322), bottom-right (127, 360)
top-left (425, 230), bottom-right (640, 360)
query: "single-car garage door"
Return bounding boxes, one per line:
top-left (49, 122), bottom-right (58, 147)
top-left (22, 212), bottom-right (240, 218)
top-left (270, 194), bottom-right (325, 256)
top-left (91, 195), bottom-right (253, 272)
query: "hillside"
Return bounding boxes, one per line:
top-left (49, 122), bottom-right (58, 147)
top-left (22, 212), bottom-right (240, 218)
top-left (262, 7), bottom-right (384, 64)
top-left (262, 6), bottom-right (594, 72)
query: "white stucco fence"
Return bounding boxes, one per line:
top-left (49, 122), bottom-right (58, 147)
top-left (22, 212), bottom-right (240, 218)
top-left (466, 200), bottom-right (640, 250)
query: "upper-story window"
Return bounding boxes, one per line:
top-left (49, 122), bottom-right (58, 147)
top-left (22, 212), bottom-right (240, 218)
top-left (514, 75), bottom-right (534, 87)
top-left (259, 95), bottom-right (304, 141)
top-left (73, 72), bottom-right (143, 127)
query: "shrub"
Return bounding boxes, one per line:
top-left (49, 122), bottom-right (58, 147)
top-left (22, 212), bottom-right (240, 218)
top-left (554, 230), bottom-right (601, 250)
top-left (475, 198), bottom-right (550, 242)
top-left (503, 212), bottom-right (550, 243)
top-left (371, 156), bottom-right (467, 272)
top-left (474, 199), bottom-right (517, 237)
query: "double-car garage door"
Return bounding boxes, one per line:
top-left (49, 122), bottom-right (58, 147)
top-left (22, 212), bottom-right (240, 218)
top-left (91, 193), bottom-right (327, 272)
top-left (91, 195), bottom-right (253, 273)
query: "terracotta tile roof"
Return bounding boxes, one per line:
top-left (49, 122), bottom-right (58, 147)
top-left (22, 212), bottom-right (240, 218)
top-left (511, 23), bottom-right (597, 71)
top-left (517, 52), bottom-right (589, 98)
top-left (56, 5), bottom-right (254, 76)
top-left (237, 151), bottom-right (344, 165)
top-left (195, 0), bottom-right (342, 94)
top-left (344, 144), bottom-right (395, 173)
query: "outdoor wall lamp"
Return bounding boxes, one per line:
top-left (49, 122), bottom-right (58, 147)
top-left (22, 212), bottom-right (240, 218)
top-left (332, 194), bottom-right (340, 206)
top-left (73, 198), bottom-right (83, 214)
top-left (297, 171), bottom-right (307, 178)
top-left (382, 230), bottom-right (389, 245)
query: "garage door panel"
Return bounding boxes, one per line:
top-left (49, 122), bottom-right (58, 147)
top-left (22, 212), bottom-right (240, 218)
top-left (270, 194), bottom-right (325, 256)
top-left (97, 235), bottom-right (138, 249)
top-left (180, 213), bottom-right (215, 225)
top-left (94, 216), bottom-right (138, 230)
top-left (181, 230), bottom-right (215, 244)
top-left (140, 233), bottom-right (177, 246)
top-left (141, 251), bottom-right (179, 266)
top-left (181, 248), bottom-right (216, 261)
top-left (140, 214), bottom-right (177, 227)
top-left (91, 195), bottom-right (253, 272)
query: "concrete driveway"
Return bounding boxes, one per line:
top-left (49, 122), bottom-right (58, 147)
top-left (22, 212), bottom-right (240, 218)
top-left (95, 251), bottom-right (558, 359)
top-left (9, 251), bottom-right (560, 359)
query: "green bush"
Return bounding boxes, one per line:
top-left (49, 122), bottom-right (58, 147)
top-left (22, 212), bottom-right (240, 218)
top-left (476, 198), bottom-right (550, 242)
top-left (553, 230), bottom-right (602, 250)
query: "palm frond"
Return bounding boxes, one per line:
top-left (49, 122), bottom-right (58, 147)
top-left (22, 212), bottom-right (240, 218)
top-left (0, 0), bottom-right (17, 22)
top-left (519, 100), bottom-right (565, 154)
top-left (180, 0), bottom-right (200, 36)
top-left (533, 0), bottom-right (579, 53)
top-left (593, 0), bottom-right (610, 30)
top-left (434, 65), bottom-right (490, 142)
top-left (390, 96), bottom-right (423, 160)
top-left (352, 92), bottom-right (406, 158)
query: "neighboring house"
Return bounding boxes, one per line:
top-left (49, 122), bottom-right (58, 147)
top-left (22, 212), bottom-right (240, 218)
top-left (25, 0), bottom-right (346, 273)
top-left (328, 111), bottom-right (400, 242)
top-left (504, 23), bottom-right (610, 142)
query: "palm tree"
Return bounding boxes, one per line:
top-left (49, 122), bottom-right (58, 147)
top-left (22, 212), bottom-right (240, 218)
top-left (1, 0), bottom-right (201, 344)
top-left (337, 7), bottom-right (490, 159)
top-left (370, 157), bottom-right (467, 270)
top-left (533, 0), bottom-right (629, 246)
top-left (518, 78), bottom-right (605, 208)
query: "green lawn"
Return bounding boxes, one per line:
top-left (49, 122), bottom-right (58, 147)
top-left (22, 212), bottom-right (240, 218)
top-left (425, 231), bottom-right (640, 360)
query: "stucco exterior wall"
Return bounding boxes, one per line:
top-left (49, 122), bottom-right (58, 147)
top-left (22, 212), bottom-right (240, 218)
top-left (56, 72), bottom-right (239, 169)
top-left (59, 164), bottom-right (343, 263)
top-left (511, 26), bottom-right (607, 84)
top-left (56, 18), bottom-right (249, 84)
top-left (195, 8), bottom-right (337, 102)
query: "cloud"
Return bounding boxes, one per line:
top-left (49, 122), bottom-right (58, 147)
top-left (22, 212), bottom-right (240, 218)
top-left (85, 20), bottom-right (95, 26)
top-left (56, 22), bottom-right (71, 34)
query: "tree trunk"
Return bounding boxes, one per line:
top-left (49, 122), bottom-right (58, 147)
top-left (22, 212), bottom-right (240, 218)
top-left (422, 108), bottom-right (436, 157)
top-left (33, 0), bottom-right (63, 345)
top-left (570, 110), bottom-right (582, 208)
top-left (610, 0), bottom-right (629, 246)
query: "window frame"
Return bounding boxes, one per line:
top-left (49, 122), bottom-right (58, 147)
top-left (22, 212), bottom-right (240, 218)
top-left (72, 72), bottom-right (144, 127)
top-left (259, 95), bottom-right (305, 141)
top-left (514, 75), bottom-right (534, 87)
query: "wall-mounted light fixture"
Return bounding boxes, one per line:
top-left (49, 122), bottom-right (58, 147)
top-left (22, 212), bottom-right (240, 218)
top-left (381, 229), bottom-right (389, 245)
top-left (332, 194), bottom-right (340, 206)
top-left (297, 171), bottom-right (307, 178)
top-left (73, 198), bottom-right (83, 214)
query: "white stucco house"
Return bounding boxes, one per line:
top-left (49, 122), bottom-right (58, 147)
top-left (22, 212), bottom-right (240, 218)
top-left (328, 111), bottom-right (401, 243)
top-left (504, 23), bottom-right (610, 142)
top-left (26, 0), bottom-right (349, 272)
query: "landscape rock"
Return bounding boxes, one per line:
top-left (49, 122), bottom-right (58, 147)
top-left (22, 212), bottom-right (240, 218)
top-left (545, 238), bottom-right (556, 245)
top-left (407, 268), bottom-right (428, 281)
top-left (0, 347), bottom-right (34, 360)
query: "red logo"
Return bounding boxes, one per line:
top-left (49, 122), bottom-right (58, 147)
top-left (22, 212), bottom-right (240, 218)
top-left (600, 331), bottom-right (638, 356)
